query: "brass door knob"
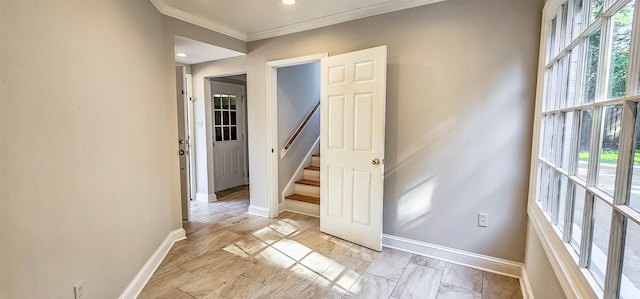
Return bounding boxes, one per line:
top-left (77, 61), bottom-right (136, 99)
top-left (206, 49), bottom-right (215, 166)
top-left (372, 158), bottom-right (381, 165)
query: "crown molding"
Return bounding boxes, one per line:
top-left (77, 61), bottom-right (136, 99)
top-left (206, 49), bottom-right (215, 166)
top-left (150, 0), bottom-right (248, 41)
top-left (151, 0), bottom-right (446, 43)
top-left (247, 0), bottom-right (446, 41)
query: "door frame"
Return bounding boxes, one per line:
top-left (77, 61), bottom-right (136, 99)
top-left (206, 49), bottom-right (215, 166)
top-left (207, 73), bottom-right (249, 196)
top-left (176, 66), bottom-right (190, 220)
top-left (185, 73), bottom-right (196, 200)
top-left (210, 80), bottom-right (247, 192)
top-left (265, 53), bottom-right (327, 218)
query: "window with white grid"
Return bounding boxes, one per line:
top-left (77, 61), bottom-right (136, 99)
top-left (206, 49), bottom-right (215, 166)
top-left (534, 0), bottom-right (640, 297)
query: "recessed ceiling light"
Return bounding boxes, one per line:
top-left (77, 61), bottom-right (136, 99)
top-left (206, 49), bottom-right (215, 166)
top-left (281, 0), bottom-right (296, 5)
top-left (176, 52), bottom-right (188, 57)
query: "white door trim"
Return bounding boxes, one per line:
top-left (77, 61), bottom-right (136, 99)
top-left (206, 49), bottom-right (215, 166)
top-left (204, 72), bottom-right (247, 199)
top-left (185, 74), bottom-right (196, 200)
top-left (211, 81), bottom-right (246, 192)
top-left (176, 66), bottom-right (190, 220)
top-left (266, 53), bottom-right (328, 218)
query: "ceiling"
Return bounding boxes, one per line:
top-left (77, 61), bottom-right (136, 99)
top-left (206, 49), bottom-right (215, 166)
top-left (174, 36), bottom-right (244, 65)
top-left (152, 0), bottom-right (445, 42)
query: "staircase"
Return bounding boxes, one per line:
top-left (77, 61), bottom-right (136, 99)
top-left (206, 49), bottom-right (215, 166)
top-left (286, 153), bottom-right (320, 205)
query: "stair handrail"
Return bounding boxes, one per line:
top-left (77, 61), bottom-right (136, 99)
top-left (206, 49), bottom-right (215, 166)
top-left (281, 100), bottom-right (320, 159)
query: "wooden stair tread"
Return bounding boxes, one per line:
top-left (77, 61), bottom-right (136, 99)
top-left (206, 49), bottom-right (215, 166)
top-left (312, 154), bottom-right (320, 157)
top-left (305, 166), bottom-right (320, 171)
top-left (286, 194), bottom-right (320, 205)
top-left (296, 179), bottom-right (320, 187)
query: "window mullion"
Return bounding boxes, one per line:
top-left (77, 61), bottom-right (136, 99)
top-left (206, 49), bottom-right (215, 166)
top-left (618, 203), bottom-right (640, 221)
top-left (580, 192), bottom-right (596, 267)
top-left (564, 181), bottom-right (578, 242)
top-left (604, 15), bottom-right (617, 100)
top-left (571, 110), bottom-right (582, 176)
top-left (577, 37), bottom-right (589, 103)
top-left (552, 114), bottom-right (564, 221)
top-left (613, 101), bottom-right (636, 205)
top-left (627, 1), bottom-right (640, 95)
top-left (580, 105), bottom-right (603, 267)
top-left (588, 106), bottom-right (604, 188)
top-left (556, 113), bottom-right (564, 164)
top-left (586, 0), bottom-right (594, 33)
top-left (598, 17), bottom-right (614, 102)
top-left (561, 57), bottom-right (571, 108)
top-left (552, 172), bottom-right (561, 218)
top-left (597, 100), bottom-right (636, 299)
top-left (563, 3), bottom-right (571, 49)
top-left (569, 0), bottom-right (578, 45)
top-left (603, 212), bottom-right (626, 299)
top-left (605, 0), bottom-right (614, 14)
top-left (584, 18), bottom-right (606, 42)
top-left (565, 109), bottom-right (583, 242)
top-left (603, 0), bottom-right (618, 16)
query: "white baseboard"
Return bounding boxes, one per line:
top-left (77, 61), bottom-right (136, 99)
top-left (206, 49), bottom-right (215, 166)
top-left (382, 234), bottom-right (523, 278)
top-left (520, 267), bottom-right (535, 299)
top-left (248, 205), bottom-right (270, 218)
top-left (195, 192), bottom-right (216, 203)
top-left (119, 228), bottom-right (186, 299)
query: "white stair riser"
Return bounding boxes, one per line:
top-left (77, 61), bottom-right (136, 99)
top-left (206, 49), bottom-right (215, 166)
top-left (285, 199), bottom-right (320, 217)
top-left (294, 183), bottom-right (320, 197)
top-left (304, 169), bottom-right (320, 181)
top-left (312, 156), bottom-right (320, 167)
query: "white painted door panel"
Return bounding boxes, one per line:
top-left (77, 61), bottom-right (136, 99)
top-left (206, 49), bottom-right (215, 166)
top-left (320, 46), bottom-right (387, 251)
top-left (212, 81), bottom-right (246, 192)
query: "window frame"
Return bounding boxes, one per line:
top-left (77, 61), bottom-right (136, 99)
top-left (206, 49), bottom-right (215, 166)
top-left (211, 93), bottom-right (240, 142)
top-left (529, 0), bottom-right (640, 298)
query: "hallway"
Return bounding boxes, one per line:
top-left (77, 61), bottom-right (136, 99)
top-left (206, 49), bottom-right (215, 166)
top-left (139, 187), bottom-right (523, 298)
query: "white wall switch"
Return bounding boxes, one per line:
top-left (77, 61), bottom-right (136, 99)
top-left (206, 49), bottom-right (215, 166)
top-left (478, 213), bottom-right (489, 227)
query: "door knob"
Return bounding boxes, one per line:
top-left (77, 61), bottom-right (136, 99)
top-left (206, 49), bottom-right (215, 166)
top-left (372, 158), bottom-right (381, 165)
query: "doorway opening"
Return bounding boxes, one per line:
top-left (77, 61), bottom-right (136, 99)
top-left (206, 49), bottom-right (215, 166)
top-left (266, 54), bottom-right (327, 219)
top-left (209, 75), bottom-right (250, 194)
top-left (277, 63), bottom-right (323, 217)
top-left (176, 66), bottom-right (196, 220)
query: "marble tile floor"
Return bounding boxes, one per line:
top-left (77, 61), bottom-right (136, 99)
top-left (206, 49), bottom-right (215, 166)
top-left (139, 186), bottom-right (523, 299)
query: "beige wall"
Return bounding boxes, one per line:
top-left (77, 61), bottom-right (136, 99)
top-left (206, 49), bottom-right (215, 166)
top-left (0, 0), bottom-right (181, 298)
top-left (525, 222), bottom-right (567, 298)
top-left (236, 0), bottom-right (542, 262)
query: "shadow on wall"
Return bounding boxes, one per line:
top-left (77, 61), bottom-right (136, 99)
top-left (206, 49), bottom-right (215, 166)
top-left (383, 62), bottom-right (457, 231)
top-left (382, 58), bottom-right (533, 260)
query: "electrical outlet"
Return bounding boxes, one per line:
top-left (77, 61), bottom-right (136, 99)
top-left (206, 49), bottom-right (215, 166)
top-left (74, 281), bottom-right (84, 299)
top-left (478, 213), bottom-right (489, 227)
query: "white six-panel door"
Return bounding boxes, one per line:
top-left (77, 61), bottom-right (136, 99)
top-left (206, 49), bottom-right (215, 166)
top-left (320, 46), bottom-right (387, 251)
